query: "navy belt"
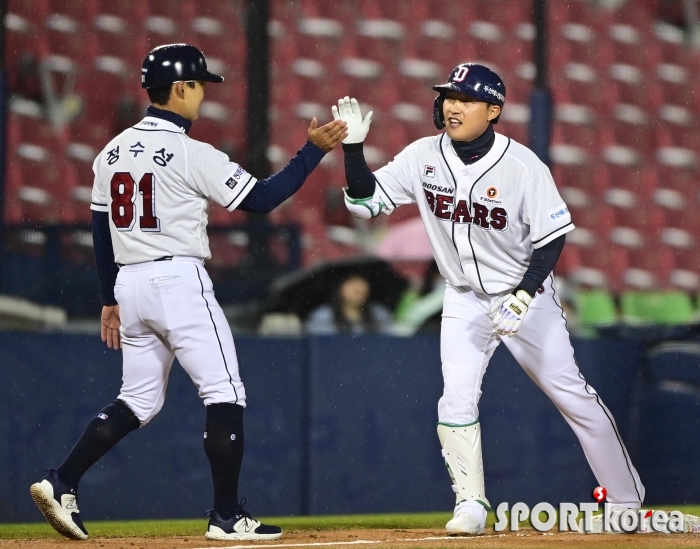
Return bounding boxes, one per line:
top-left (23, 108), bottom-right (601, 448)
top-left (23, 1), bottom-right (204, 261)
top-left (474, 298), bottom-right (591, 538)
top-left (117, 256), bottom-right (173, 267)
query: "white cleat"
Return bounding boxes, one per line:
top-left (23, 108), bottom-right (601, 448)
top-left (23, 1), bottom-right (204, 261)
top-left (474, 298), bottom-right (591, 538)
top-left (446, 500), bottom-right (487, 536)
top-left (29, 469), bottom-right (88, 540)
top-left (205, 507), bottom-right (282, 541)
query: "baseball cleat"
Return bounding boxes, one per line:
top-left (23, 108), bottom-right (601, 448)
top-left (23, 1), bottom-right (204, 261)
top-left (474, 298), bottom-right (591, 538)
top-left (446, 500), bottom-right (486, 536)
top-left (29, 469), bottom-right (88, 540)
top-left (205, 504), bottom-right (282, 541)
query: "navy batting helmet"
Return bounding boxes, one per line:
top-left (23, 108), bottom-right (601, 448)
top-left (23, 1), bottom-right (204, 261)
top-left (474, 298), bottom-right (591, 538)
top-left (141, 43), bottom-right (224, 89)
top-left (432, 63), bottom-right (506, 129)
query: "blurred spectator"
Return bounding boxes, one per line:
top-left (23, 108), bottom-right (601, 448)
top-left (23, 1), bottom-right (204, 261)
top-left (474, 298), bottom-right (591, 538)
top-left (306, 274), bottom-right (394, 334)
top-left (393, 261), bottom-right (445, 335)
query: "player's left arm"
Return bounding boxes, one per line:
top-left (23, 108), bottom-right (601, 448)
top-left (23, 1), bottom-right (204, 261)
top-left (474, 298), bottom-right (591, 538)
top-left (90, 155), bottom-right (122, 349)
top-left (491, 162), bottom-right (573, 337)
top-left (490, 235), bottom-right (566, 337)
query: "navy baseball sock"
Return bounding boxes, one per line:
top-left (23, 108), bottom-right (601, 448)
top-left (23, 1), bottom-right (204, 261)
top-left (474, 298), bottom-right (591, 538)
top-left (204, 403), bottom-right (245, 520)
top-left (57, 399), bottom-right (140, 487)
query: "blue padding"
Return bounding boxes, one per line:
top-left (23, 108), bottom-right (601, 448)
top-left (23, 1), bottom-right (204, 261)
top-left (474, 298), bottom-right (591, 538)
top-left (638, 383), bottom-right (700, 504)
top-left (646, 342), bottom-right (700, 385)
top-left (306, 335), bottom-right (450, 514)
top-left (0, 333), bottom-right (666, 520)
top-left (306, 336), bottom-right (642, 512)
top-left (0, 333), bottom-right (305, 522)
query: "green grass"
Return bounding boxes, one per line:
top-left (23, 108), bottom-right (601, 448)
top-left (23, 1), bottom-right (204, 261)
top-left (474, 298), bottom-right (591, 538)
top-left (1, 507), bottom-right (699, 540)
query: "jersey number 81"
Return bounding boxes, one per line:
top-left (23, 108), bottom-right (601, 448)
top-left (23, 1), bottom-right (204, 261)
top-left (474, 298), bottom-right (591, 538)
top-left (110, 172), bottom-right (161, 232)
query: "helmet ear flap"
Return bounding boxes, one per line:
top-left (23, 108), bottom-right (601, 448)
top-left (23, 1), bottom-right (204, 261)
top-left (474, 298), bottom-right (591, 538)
top-left (433, 94), bottom-right (445, 130)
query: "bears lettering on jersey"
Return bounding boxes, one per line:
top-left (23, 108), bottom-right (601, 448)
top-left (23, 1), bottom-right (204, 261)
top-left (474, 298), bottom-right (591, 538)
top-left (423, 189), bottom-right (508, 231)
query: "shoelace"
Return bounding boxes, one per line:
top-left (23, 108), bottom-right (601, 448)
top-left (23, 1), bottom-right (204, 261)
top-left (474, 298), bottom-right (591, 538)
top-left (205, 498), bottom-right (254, 527)
top-left (237, 497), bottom-right (253, 529)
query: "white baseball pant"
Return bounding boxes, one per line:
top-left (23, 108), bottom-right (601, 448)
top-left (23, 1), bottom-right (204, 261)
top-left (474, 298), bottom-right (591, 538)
top-left (114, 257), bottom-right (246, 425)
top-left (439, 274), bottom-right (644, 508)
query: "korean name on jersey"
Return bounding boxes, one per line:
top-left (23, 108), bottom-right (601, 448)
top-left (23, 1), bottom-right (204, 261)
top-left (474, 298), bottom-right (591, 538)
top-left (372, 132), bottom-right (574, 294)
top-left (90, 116), bottom-right (257, 265)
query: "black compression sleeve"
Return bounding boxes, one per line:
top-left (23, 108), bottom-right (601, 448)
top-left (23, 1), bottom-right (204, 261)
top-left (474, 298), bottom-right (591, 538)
top-left (238, 141), bottom-right (325, 213)
top-left (516, 234), bottom-right (566, 297)
top-left (343, 142), bottom-right (376, 199)
top-left (92, 210), bottom-right (119, 306)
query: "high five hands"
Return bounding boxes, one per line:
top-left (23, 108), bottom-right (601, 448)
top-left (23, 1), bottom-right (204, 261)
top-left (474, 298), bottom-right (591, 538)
top-left (332, 97), bottom-right (373, 144)
top-left (307, 117), bottom-right (348, 152)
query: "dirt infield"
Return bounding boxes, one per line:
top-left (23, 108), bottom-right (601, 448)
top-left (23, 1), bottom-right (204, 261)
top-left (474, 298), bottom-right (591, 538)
top-left (2, 528), bottom-right (700, 549)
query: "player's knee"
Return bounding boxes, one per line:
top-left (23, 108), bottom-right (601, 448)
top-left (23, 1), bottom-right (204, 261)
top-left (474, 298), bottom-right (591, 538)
top-left (438, 397), bottom-right (479, 425)
top-left (117, 393), bottom-right (160, 425)
top-left (91, 399), bottom-right (141, 441)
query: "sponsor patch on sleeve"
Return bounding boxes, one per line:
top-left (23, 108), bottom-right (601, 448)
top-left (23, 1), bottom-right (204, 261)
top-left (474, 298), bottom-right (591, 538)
top-left (225, 165), bottom-right (247, 191)
top-left (547, 203), bottom-right (570, 225)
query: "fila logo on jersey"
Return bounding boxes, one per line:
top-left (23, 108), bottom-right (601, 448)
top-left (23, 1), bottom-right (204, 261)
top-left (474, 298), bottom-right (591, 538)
top-left (424, 165), bottom-right (435, 177)
top-left (424, 190), bottom-right (508, 230)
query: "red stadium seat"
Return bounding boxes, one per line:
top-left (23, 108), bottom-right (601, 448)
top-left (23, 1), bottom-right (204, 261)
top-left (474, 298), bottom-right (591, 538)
top-left (551, 63), bottom-right (613, 109)
top-left (45, 13), bottom-right (99, 61)
top-left (575, 242), bottom-right (629, 292)
top-left (9, 144), bottom-right (80, 224)
top-left (66, 141), bottom-right (99, 220)
top-left (47, 0), bottom-right (99, 25)
top-left (605, 104), bottom-right (655, 155)
top-left (551, 103), bottom-right (599, 153)
top-left (5, 14), bottom-right (49, 100)
top-left (190, 16), bottom-right (246, 67)
top-left (95, 0), bottom-right (149, 25)
top-left (627, 248), bottom-right (676, 289)
top-left (94, 14), bottom-right (149, 66)
top-left (8, 0), bottom-right (50, 24)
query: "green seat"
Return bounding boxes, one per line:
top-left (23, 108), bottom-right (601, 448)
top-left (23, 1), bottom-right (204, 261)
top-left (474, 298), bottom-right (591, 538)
top-left (575, 289), bottom-right (618, 326)
top-left (621, 291), bottom-right (695, 325)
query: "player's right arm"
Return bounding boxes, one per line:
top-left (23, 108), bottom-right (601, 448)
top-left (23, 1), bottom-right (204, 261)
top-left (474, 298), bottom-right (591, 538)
top-left (332, 97), bottom-right (415, 219)
top-left (187, 119), bottom-right (346, 214)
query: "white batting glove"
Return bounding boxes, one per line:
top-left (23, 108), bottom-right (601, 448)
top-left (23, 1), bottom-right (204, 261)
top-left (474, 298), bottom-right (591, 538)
top-left (331, 96), bottom-right (373, 144)
top-left (489, 290), bottom-right (533, 338)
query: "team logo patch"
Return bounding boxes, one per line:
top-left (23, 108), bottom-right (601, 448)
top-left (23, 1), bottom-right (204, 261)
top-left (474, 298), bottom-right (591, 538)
top-left (424, 166), bottom-right (435, 178)
top-left (486, 186), bottom-right (498, 199)
top-left (225, 177), bottom-right (238, 190)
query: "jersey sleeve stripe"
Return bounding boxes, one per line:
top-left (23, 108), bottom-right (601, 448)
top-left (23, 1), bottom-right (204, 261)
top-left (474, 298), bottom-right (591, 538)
top-left (373, 176), bottom-right (396, 209)
top-left (90, 202), bottom-right (109, 212)
top-left (91, 201), bottom-right (108, 207)
top-left (532, 222), bottom-right (575, 248)
top-left (225, 173), bottom-right (256, 210)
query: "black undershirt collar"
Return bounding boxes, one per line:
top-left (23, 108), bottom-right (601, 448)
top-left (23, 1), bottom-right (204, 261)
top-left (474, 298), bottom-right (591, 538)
top-left (451, 124), bottom-right (495, 165)
top-left (146, 105), bottom-right (192, 134)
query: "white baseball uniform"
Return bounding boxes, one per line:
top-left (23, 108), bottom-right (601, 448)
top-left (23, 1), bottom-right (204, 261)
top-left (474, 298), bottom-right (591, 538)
top-left (361, 132), bottom-right (645, 507)
top-left (90, 115), bottom-right (257, 423)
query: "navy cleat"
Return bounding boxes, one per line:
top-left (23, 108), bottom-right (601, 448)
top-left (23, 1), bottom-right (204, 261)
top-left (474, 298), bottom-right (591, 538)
top-left (30, 469), bottom-right (88, 540)
top-left (205, 500), bottom-right (282, 541)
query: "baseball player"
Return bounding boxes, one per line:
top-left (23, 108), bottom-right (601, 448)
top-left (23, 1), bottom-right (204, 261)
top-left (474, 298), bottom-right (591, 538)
top-left (29, 43), bottom-right (347, 541)
top-left (332, 63), bottom-right (644, 535)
